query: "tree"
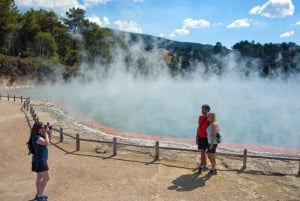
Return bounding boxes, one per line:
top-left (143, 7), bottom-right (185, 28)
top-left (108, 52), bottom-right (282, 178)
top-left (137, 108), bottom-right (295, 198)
top-left (19, 9), bottom-right (41, 56)
top-left (63, 7), bottom-right (86, 34)
top-left (81, 21), bottom-right (110, 63)
top-left (34, 9), bottom-right (60, 34)
top-left (52, 25), bottom-right (72, 63)
top-left (0, 0), bottom-right (20, 55)
top-left (34, 32), bottom-right (57, 59)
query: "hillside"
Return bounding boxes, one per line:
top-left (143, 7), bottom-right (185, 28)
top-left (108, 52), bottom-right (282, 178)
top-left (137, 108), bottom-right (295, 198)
top-left (1, 3), bottom-right (300, 84)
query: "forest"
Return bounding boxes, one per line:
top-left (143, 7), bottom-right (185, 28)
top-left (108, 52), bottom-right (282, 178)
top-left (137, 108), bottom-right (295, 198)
top-left (1, 0), bottom-right (300, 84)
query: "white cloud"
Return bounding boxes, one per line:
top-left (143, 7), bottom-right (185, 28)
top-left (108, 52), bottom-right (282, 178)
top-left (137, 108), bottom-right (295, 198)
top-left (169, 28), bottom-right (189, 38)
top-left (250, 0), bottom-right (294, 19)
top-left (114, 20), bottom-right (142, 33)
top-left (182, 18), bottom-right (210, 29)
top-left (15, 0), bottom-right (83, 14)
top-left (227, 18), bottom-right (251, 29)
top-left (83, 0), bottom-right (111, 7)
top-left (279, 31), bottom-right (294, 38)
top-left (87, 16), bottom-right (110, 27)
top-left (169, 18), bottom-right (208, 39)
top-left (296, 21), bottom-right (300, 26)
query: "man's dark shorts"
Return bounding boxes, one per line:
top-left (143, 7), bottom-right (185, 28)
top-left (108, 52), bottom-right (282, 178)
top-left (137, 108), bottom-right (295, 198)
top-left (197, 137), bottom-right (208, 151)
top-left (207, 144), bottom-right (218, 153)
top-left (32, 162), bottom-right (49, 172)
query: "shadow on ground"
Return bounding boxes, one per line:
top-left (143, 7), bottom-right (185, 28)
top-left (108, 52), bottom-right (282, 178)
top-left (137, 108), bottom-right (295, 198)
top-left (168, 172), bottom-right (212, 191)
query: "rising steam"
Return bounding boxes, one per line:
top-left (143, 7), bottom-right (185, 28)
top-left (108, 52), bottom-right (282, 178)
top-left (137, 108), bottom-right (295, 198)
top-left (21, 38), bottom-right (300, 149)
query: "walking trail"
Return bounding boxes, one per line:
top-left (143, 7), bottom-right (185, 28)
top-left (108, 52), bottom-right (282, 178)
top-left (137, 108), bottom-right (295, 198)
top-left (0, 98), bottom-right (299, 201)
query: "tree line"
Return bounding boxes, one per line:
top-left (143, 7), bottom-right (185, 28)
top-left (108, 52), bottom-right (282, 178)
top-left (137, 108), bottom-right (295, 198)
top-left (1, 0), bottom-right (300, 83)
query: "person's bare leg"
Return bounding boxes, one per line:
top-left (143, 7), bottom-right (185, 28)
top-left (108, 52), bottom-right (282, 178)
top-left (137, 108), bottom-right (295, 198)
top-left (209, 153), bottom-right (216, 170)
top-left (207, 153), bottom-right (217, 175)
top-left (36, 173), bottom-right (42, 194)
top-left (200, 150), bottom-right (207, 166)
top-left (37, 171), bottom-right (49, 195)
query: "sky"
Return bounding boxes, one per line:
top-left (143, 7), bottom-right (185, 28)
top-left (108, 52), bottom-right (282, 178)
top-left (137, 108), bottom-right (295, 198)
top-left (14, 0), bottom-right (300, 48)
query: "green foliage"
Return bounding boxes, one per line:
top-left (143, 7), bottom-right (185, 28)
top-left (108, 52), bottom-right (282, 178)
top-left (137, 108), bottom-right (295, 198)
top-left (65, 49), bottom-right (80, 66)
top-left (0, 53), bottom-right (38, 79)
top-left (232, 40), bottom-right (300, 77)
top-left (0, 4), bottom-right (110, 82)
top-left (0, 0), bottom-right (21, 55)
top-left (34, 32), bottom-right (57, 59)
top-left (0, 3), bottom-right (299, 84)
top-left (64, 8), bottom-right (86, 34)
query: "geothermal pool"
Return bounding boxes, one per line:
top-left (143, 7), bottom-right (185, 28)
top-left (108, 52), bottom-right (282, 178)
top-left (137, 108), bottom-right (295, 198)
top-left (21, 73), bottom-right (300, 150)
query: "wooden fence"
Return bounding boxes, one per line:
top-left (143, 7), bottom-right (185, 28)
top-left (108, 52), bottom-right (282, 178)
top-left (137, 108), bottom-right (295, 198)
top-left (1, 94), bottom-right (299, 176)
top-left (0, 94), bottom-right (27, 103)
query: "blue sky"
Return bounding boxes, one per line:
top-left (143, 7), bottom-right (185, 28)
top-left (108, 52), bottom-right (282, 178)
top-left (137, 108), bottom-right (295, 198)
top-left (15, 0), bottom-right (300, 48)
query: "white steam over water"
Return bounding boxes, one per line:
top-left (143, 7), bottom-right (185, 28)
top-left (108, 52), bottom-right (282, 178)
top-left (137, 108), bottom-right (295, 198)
top-left (21, 45), bottom-right (300, 149)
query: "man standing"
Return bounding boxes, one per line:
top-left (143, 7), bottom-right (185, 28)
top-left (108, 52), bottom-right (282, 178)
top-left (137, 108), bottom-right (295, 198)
top-left (196, 104), bottom-right (210, 174)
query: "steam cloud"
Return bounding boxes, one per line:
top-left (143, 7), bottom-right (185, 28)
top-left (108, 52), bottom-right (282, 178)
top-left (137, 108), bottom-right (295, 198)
top-left (22, 39), bottom-right (300, 149)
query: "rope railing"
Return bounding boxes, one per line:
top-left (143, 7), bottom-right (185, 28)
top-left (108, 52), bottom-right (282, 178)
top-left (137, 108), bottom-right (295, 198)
top-left (2, 94), bottom-right (299, 176)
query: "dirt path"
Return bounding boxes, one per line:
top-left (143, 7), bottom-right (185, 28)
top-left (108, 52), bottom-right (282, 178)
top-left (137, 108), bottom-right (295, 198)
top-left (0, 100), bottom-right (299, 201)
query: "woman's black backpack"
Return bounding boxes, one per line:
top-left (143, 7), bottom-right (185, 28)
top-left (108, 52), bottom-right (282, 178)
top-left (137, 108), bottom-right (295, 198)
top-left (26, 138), bottom-right (35, 155)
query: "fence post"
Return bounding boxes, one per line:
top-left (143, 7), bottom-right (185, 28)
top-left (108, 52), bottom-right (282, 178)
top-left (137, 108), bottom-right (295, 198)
top-left (21, 96), bottom-right (23, 102)
top-left (298, 161), bottom-right (300, 176)
top-left (26, 100), bottom-right (29, 111)
top-left (7, 95), bottom-right (9, 101)
top-left (113, 137), bottom-right (117, 156)
top-left (76, 133), bottom-right (80, 151)
top-left (14, 95), bottom-right (15, 102)
top-left (60, 128), bottom-right (63, 142)
top-left (242, 149), bottom-right (247, 169)
top-left (155, 141), bottom-right (159, 161)
top-left (23, 101), bottom-right (26, 109)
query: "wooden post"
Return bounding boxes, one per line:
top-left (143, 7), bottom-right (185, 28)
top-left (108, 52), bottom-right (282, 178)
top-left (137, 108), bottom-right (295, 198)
top-left (155, 141), bottom-right (159, 161)
top-left (26, 100), bottom-right (29, 111)
top-left (13, 95), bottom-right (15, 102)
top-left (298, 160), bottom-right (300, 176)
top-left (60, 128), bottom-right (63, 142)
top-left (23, 101), bottom-right (26, 109)
top-left (242, 149), bottom-right (247, 169)
top-left (76, 133), bottom-right (80, 151)
top-left (7, 95), bottom-right (9, 101)
top-left (21, 96), bottom-right (23, 102)
top-left (113, 137), bottom-right (117, 156)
